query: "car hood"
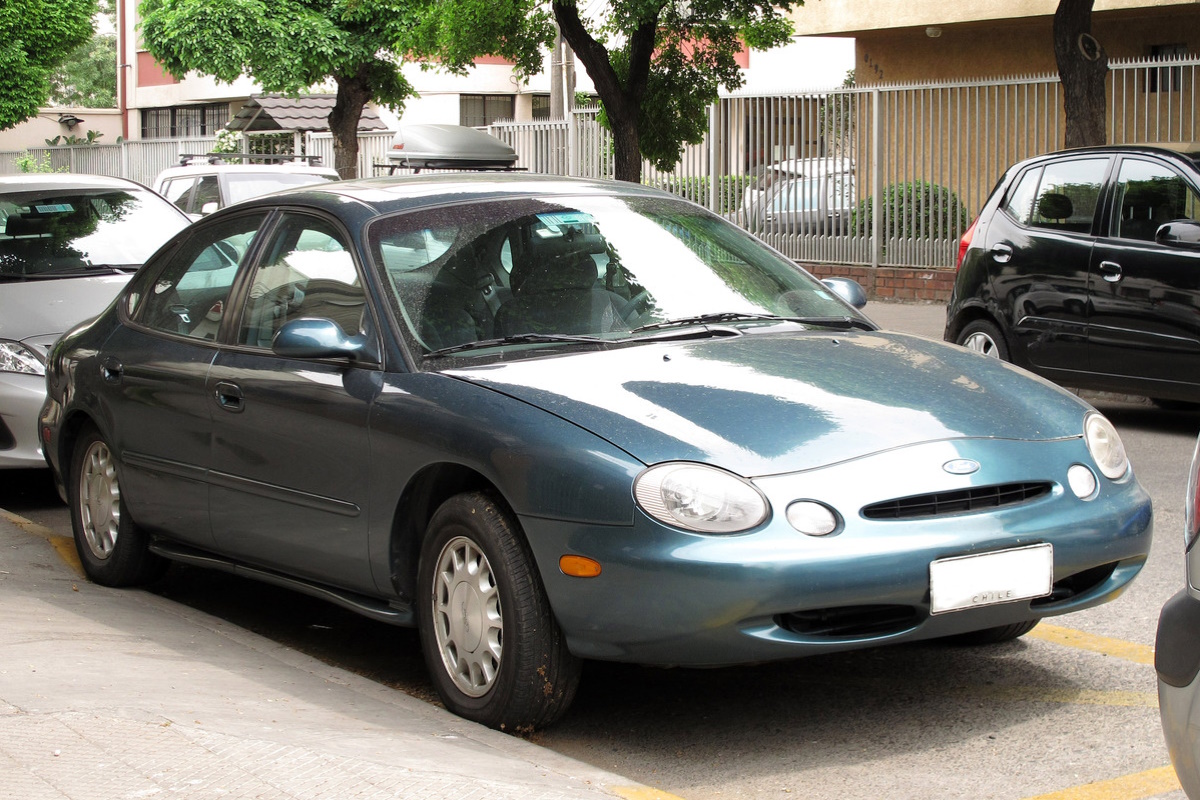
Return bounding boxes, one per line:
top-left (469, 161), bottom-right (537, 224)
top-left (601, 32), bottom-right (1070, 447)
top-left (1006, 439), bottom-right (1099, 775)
top-left (445, 330), bottom-right (1091, 476)
top-left (0, 274), bottom-right (130, 352)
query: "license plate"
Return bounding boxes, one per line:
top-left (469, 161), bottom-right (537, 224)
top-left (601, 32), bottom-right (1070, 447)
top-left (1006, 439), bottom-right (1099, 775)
top-left (929, 543), bottom-right (1053, 615)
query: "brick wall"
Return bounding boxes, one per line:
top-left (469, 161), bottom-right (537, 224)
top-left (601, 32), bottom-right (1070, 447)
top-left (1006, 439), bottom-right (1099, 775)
top-left (804, 264), bottom-right (955, 303)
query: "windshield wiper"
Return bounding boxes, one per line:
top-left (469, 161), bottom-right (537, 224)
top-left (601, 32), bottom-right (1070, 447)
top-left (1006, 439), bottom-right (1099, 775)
top-left (632, 312), bottom-right (875, 333)
top-left (424, 332), bottom-right (607, 358)
top-left (20, 263), bottom-right (139, 278)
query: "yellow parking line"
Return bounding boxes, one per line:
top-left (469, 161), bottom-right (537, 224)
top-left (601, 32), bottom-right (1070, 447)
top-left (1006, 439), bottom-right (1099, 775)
top-left (0, 507), bottom-right (84, 577)
top-left (1022, 765), bottom-right (1179, 800)
top-left (1027, 623), bottom-right (1156, 665)
top-left (971, 684), bottom-right (1158, 708)
top-left (612, 788), bottom-right (688, 800)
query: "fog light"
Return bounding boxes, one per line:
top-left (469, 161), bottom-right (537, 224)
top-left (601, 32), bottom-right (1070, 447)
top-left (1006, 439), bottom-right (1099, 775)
top-left (1068, 464), bottom-right (1098, 499)
top-left (560, 555), bottom-right (602, 578)
top-left (786, 501), bottom-right (840, 536)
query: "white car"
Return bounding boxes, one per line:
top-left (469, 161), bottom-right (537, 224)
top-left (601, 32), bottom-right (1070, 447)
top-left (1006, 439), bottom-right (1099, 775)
top-left (0, 174), bottom-right (191, 469)
top-left (154, 157), bottom-right (339, 218)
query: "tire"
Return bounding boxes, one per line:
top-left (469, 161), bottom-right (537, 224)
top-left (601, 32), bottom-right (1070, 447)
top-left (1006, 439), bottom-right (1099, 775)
top-left (68, 427), bottom-right (166, 587)
top-left (956, 318), bottom-right (1010, 361)
top-left (417, 492), bottom-right (581, 731)
top-left (943, 619), bottom-right (1040, 645)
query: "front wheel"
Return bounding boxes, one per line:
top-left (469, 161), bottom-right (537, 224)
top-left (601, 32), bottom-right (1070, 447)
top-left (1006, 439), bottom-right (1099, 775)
top-left (956, 318), bottom-right (1010, 361)
top-left (417, 492), bottom-right (581, 731)
top-left (68, 427), bottom-right (165, 587)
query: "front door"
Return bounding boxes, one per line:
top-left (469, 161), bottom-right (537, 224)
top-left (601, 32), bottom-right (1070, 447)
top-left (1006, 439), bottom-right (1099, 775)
top-left (207, 211), bottom-right (380, 593)
top-left (1087, 154), bottom-right (1200, 396)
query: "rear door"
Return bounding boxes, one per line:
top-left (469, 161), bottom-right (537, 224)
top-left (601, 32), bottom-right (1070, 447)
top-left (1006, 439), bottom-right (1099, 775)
top-left (986, 155), bottom-right (1110, 374)
top-left (103, 212), bottom-right (268, 543)
top-left (1087, 154), bottom-right (1200, 395)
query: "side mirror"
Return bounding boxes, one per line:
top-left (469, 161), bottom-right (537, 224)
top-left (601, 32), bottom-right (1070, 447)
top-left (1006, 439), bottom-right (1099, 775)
top-left (1156, 219), bottom-right (1200, 250)
top-left (200, 201), bottom-right (220, 216)
top-left (822, 277), bottom-right (868, 309)
top-left (272, 318), bottom-right (368, 360)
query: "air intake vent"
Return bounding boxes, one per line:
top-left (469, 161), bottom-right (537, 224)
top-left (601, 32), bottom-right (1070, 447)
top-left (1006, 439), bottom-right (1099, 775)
top-left (862, 482), bottom-right (1053, 520)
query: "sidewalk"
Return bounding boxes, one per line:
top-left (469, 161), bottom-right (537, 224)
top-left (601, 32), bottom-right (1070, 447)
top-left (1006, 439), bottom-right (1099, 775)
top-left (0, 511), bottom-right (651, 800)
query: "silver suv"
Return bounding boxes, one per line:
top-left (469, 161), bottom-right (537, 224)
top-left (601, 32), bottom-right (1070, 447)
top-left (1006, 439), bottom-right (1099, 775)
top-left (154, 154), bottom-right (339, 218)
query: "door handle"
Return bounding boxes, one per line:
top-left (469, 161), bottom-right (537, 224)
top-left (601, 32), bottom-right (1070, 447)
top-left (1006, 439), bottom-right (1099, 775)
top-left (100, 356), bottom-right (123, 384)
top-left (991, 243), bottom-right (1013, 263)
top-left (1099, 260), bottom-right (1123, 283)
top-left (213, 381), bottom-right (245, 413)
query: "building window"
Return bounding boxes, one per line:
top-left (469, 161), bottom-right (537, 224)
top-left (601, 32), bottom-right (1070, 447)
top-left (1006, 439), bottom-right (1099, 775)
top-left (1149, 43), bottom-right (1188, 93)
top-left (140, 103), bottom-right (230, 139)
top-left (531, 95), bottom-right (551, 120)
top-left (460, 95), bottom-right (515, 128)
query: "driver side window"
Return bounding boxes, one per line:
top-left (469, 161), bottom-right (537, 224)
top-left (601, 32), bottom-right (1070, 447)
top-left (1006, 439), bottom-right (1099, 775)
top-left (133, 213), bottom-right (266, 340)
top-left (238, 213), bottom-right (365, 349)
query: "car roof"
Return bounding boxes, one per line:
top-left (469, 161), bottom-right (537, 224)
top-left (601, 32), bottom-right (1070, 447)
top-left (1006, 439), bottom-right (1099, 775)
top-left (0, 173), bottom-right (153, 192)
top-left (226, 172), bottom-right (681, 217)
top-left (155, 162), bottom-right (340, 182)
top-left (1022, 143), bottom-right (1200, 169)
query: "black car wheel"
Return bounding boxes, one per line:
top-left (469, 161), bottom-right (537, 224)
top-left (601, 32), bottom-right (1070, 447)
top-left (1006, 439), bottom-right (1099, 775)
top-left (69, 427), bottom-right (166, 587)
top-left (944, 619), bottom-right (1040, 645)
top-left (417, 491), bottom-right (581, 731)
top-left (957, 319), bottom-right (1010, 360)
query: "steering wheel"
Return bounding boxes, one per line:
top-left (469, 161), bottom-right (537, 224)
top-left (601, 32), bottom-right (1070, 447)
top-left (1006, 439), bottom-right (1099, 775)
top-left (618, 289), bottom-right (653, 324)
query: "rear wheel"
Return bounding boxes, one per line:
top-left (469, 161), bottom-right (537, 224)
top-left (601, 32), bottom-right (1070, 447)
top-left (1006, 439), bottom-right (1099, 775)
top-left (956, 319), bottom-right (1009, 360)
top-left (944, 619), bottom-right (1039, 645)
top-left (69, 427), bottom-right (165, 587)
top-left (417, 491), bottom-right (581, 731)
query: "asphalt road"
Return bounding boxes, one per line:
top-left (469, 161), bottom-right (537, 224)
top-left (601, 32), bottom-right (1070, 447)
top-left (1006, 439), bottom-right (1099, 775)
top-left (2, 300), bottom-right (1195, 800)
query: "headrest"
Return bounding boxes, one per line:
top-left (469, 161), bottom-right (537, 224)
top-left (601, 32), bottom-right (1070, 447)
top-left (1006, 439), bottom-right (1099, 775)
top-left (3, 215), bottom-right (47, 238)
top-left (1037, 192), bottom-right (1073, 221)
top-left (519, 253), bottom-right (598, 294)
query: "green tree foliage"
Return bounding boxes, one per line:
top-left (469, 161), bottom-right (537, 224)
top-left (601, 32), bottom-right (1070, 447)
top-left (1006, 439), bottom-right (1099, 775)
top-left (138, 0), bottom-right (553, 178)
top-left (50, 1), bottom-right (117, 108)
top-left (0, 0), bottom-right (99, 130)
top-left (553, 0), bottom-right (799, 182)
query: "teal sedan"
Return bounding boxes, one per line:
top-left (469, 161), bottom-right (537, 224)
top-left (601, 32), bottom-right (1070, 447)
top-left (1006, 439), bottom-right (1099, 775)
top-left (39, 175), bottom-right (1152, 731)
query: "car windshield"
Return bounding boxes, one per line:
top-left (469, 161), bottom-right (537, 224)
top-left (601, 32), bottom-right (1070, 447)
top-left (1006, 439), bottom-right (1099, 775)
top-left (367, 193), bottom-right (866, 360)
top-left (225, 173), bottom-right (338, 204)
top-left (0, 187), bottom-right (188, 279)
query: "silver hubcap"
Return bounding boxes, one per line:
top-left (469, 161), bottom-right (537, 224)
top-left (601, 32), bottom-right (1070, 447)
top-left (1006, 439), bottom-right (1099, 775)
top-left (78, 440), bottom-right (120, 560)
top-left (963, 331), bottom-right (1000, 357)
top-left (432, 536), bottom-right (503, 697)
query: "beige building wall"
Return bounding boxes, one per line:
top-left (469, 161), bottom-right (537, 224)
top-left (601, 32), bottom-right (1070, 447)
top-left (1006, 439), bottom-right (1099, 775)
top-left (791, 0), bottom-right (1200, 84)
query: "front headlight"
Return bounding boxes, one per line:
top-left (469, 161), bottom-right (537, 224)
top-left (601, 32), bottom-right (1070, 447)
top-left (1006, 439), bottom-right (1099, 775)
top-left (1083, 411), bottom-right (1128, 481)
top-left (634, 463), bottom-right (769, 534)
top-left (0, 340), bottom-right (45, 376)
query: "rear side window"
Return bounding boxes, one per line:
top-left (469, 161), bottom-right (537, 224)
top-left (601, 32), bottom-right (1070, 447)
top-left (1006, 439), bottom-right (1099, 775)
top-left (1003, 168), bottom-right (1042, 225)
top-left (1111, 158), bottom-right (1200, 241)
top-left (1028, 158), bottom-right (1108, 234)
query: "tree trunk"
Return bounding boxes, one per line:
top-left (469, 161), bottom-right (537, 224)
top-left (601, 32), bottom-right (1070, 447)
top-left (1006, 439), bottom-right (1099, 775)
top-left (328, 74), bottom-right (371, 179)
top-left (1054, 0), bottom-right (1108, 148)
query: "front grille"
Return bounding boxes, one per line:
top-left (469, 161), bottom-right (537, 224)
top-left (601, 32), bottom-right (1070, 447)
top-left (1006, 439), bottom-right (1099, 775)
top-left (862, 482), bottom-right (1053, 520)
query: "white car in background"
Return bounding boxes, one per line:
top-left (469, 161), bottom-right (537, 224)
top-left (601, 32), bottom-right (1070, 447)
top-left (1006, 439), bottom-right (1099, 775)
top-left (734, 156), bottom-right (855, 235)
top-left (0, 174), bottom-right (191, 469)
top-left (154, 155), bottom-right (339, 218)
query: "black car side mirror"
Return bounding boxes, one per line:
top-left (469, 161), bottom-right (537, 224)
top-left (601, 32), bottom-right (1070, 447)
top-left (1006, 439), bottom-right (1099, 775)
top-left (1155, 219), bottom-right (1200, 250)
top-left (272, 318), bottom-right (369, 360)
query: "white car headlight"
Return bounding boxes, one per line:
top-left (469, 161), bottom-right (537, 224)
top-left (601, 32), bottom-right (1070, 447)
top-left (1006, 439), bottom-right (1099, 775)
top-left (634, 463), bottom-right (769, 534)
top-left (1083, 412), bottom-right (1128, 481)
top-left (0, 340), bottom-right (45, 376)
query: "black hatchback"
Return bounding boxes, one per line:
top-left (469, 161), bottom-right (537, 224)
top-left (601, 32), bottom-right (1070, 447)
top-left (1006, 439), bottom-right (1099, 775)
top-left (945, 144), bottom-right (1200, 404)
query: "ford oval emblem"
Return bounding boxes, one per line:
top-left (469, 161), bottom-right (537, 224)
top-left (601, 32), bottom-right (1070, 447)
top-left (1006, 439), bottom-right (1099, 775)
top-left (943, 459), bottom-right (980, 475)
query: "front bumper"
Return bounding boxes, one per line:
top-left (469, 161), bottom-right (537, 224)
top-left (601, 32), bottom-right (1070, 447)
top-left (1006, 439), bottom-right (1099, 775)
top-left (1157, 589), bottom-right (1200, 799)
top-left (0, 372), bottom-right (48, 469)
top-left (529, 437), bottom-right (1153, 665)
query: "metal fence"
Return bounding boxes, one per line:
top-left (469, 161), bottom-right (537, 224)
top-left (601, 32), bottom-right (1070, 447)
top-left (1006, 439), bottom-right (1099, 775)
top-left (489, 53), bottom-right (1200, 270)
top-left (3, 54), bottom-right (1197, 270)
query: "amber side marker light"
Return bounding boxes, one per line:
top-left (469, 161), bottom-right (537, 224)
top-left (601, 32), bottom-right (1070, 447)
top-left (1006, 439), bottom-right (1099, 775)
top-left (560, 555), bottom-right (602, 578)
